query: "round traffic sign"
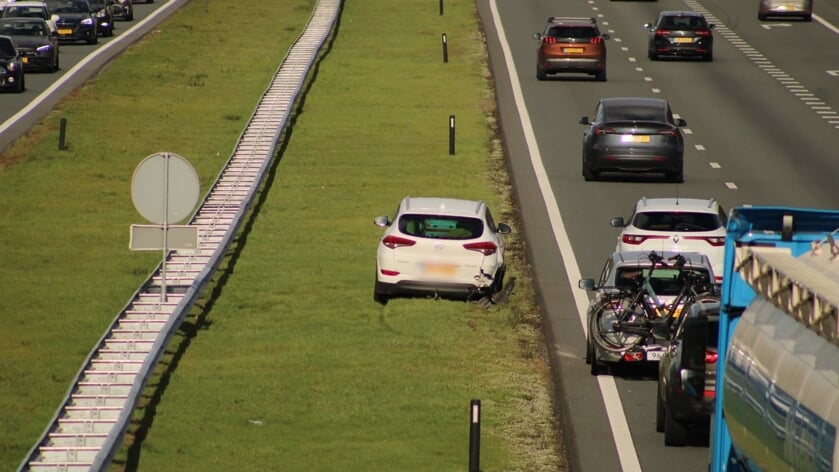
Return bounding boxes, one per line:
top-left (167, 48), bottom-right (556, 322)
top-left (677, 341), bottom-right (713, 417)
top-left (131, 152), bottom-right (200, 224)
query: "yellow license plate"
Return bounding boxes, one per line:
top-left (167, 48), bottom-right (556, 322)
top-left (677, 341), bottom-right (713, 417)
top-left (621, 135), bottom-right (650, 143)
top-left (58, 29), bottom-right (73, 35)
top-left (563, 47), bottom-right (584, 53)
top-left (423, 263), bottom-right (457, 276)
top-left (21, 57), bottom-right (28, 64)
top-left (674, 37), bottom-right (693, 43)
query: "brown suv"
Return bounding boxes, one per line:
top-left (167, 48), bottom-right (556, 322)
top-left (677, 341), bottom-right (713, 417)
top-left (533, 17), bottom-right (610, 82)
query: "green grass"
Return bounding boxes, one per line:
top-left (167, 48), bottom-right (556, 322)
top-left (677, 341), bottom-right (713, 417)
top-left (0, 1), bottom-right (563, 471)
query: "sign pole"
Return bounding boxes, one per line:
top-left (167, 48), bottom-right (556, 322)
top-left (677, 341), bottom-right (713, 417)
top-left (161, 153), bottom-right (169, 302)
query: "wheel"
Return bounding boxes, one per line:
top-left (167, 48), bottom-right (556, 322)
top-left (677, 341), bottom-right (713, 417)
top-left (585, 334), bottom-right (593, 365)
top-left (664, 402), bottom-right (688, 446)
top-left (704, 52), bottom-right (713, 62)
top-left (536, 65), bottom-right (547, 81)
top-left (105, 25), bottom-right (114, 37)
top-left (590, 347), bottom-right (604, 376)
top-left (88, 33), bottom-right (98, 44)
top-left (648, 49), bottom-right (658, 60)
top-left (803, 14), bottom-right (812, 21)
top-left (758, 13), bottom-right (767, 21)
top-left (582, 157), bottom-right (597, 181)
top-left (666, 169), bottom-right (683, 183)
top-left (51, 53), bottom-right (59, 72)
top-left (490, 266), bottom-right (506, 295)
top-left (656, 387), bottom-right (665, 432)
top-left (595, 69), bottom-right (606, 82)
top-left (373, 285), bottom-right (388, 305)
top-left (13, 73), bottom-right (24, 93)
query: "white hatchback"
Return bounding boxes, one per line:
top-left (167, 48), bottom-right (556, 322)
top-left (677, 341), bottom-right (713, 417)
top-left (611, 197), bottom-right (727, 282)
top-left (373, 196), bottom-right (511, 304)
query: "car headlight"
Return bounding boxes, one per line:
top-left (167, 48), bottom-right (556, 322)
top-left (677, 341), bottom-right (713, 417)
top-left (96, 10), bottom-right (106, 18)
top-left (37, 45), bottom-right (52, 54)
top-left (6, 62), bottom-right (19, 72)
top-left (82, 18), bottom-right (94, 25)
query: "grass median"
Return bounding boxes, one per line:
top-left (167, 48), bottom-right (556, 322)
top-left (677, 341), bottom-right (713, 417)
top-left (0, 1), bottom-right (564, 470)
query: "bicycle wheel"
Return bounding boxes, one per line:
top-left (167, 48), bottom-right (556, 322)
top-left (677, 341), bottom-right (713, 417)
top-left (589, 300), bottom-right (647, 353)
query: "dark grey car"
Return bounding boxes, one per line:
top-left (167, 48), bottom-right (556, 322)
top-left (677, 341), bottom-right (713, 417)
top-left (46, 0), bottom-right (98, 44)
top-left (579, 97), bottom-right (687, 182)
top-left (0, 17), bottom-right (59, 71)
top-left (644, 11), bottom-right (715, 61)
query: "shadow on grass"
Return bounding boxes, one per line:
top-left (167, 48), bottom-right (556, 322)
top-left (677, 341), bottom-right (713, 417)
top-left (114, 9), bottom-right (345, 471)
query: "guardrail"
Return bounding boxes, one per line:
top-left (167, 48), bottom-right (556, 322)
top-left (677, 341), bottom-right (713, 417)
top-left (18, 0), bottom-right (342, 470)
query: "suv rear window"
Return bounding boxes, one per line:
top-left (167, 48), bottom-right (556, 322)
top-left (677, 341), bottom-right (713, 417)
top-left (399, 215), bottom-right (483, 240)
top-left (632, 211), bottom-right (722, 232)
top-left (547, 26), bottom-right (597, 39)
top-left (615, 267), bottom-right (711, 295)
top-left (659, 15), bottom-right (709, 30)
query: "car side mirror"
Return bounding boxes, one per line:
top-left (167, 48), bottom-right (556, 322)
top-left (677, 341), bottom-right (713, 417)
top-left (532, 32), bottom-right (542, 41)
top-left (579, 116), bottom-right (591, 125)
top-left (675, 118), bottom-right (687, 127)
top-left (496, 222), bottom-right (512, 234)
top-left (643, 23), bottom-right (652, 29)
top-left (578, 279), bottom-right (595, 290)
top-left (602, 33), bottom-right (610, 40)
top-left (373, 215), bottom-right (390, 227)
top-left (609, 217), bottom-right (625, 228)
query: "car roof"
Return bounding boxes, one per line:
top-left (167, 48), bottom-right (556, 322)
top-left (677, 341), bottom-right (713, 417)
top-left (658, 11), bottom-right (705, 18)
top-left (633, 196), bottom-right (719, 213)
top-left (546, 17), bottom-right (597, 26)
top-left (611, 250), bottom-right (712, 267)
top-left (5, 1), bottom-right (47, 6)
top-left (0, 16), bottom-right (46, 22)
top-left (400, 197), bottom-right (485, 217)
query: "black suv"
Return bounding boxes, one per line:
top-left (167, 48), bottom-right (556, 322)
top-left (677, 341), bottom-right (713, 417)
top-left (645, 11), bottom-right (714, 61)
top-left (532, 17), bottom-right (610, 81)
top-left (656, 299), bottom-right (719, 446)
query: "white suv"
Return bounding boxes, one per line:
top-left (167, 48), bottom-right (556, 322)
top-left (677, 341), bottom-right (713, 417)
top-left (610, 197), bottom-right (727, 282)
top-left (373, 196), bottom-right (511, 304)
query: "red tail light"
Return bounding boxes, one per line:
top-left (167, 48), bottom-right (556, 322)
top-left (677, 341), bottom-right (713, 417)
top-left (656, 128), bottom-right (679, 137)
top-left (684, 236), bottom-right (725, 247)
top-left (382, 235), bottom-right (415, 249)
top-left (623, 352), bottom-right (644, 362)
top-left (463, 241), bottom-right (498, 255)
top-left (705, 350), bottom-right (718, 364)
top-left (590, 37), bottom-right (603, 44)
top-left (543, 36), bottom-right (557, 44)
top-left (621, 234), bottom-right (668, 245)
top-left (655, 30), bottom-right (671, 37)
top-left (594, 126), bottom-right (616, 136)
top-left (696, 30), bottom-right (712, 37)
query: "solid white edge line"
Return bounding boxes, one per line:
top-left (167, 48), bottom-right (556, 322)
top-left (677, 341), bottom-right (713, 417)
top-left (487, 1), bottom-right (642, 471)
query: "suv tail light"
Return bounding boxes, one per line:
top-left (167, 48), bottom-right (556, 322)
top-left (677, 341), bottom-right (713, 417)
top-left (590, 37), bottom-right (603, 44)
top-left (696, 30), bottom-right (712, 37)
top-left (542, 36), bottom-right (557, 44)
top-left (656, 127), bottom-right (679, 137)
top-left (463, 241), bottom-right (498, 255)
top-left (621, 234), bottom-right (668, 245)
top-left (382, 235), bottom-right (415, 249)
top-left (655, 30), bottom-right (671, 37)
top-left (705, 350), bottom-right (718, 364)
top-left (684, 236), bottom-right (725, 247)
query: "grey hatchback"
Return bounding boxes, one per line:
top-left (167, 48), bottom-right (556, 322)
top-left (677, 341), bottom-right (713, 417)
top-left (579, 97), bottom-right (687, 182)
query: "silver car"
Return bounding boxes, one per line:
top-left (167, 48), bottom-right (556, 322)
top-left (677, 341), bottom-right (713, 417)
top-left (758, 0), bottom-right (813, 21)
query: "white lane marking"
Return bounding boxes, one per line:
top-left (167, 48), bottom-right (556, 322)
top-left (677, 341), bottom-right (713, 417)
top-left (488, 2), bottom-right (642, 471)
top-left (710, 162), bottom-right (721, 169)
top-left (726, 182), bottom-right (739, 189)
top-left (695, 144), bottom-right (706, 151)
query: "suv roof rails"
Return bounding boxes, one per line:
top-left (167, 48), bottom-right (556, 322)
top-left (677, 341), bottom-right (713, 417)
top-left (547, 16), bottom-right (597, 24)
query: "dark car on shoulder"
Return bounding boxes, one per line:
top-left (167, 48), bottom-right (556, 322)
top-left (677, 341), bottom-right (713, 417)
top-left (0, 17), bottom-right (58, 71)
top-left (0, 34), bottom-right (25, 92)
top-left (645, 11), bottom-right (714, 61)
top-left (45, 0), bottom-right (97, 44)
top-left (87, 0), bottom-right (113, 36)
top-left (656, 299), bottom-right (719, 446)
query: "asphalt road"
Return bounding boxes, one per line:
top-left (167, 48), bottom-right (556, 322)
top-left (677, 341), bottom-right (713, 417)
top-left (0, 0), bottom-right (182, 153)
top-left (477, 0), bottom-right (839, 470)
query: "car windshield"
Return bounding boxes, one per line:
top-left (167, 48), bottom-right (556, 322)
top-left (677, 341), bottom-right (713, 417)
top-left (605, 105), bottom-right (665, 122)
top-left (615, 267), bottom-right (711, 295)
top-left (399, 214), bottom-right (484, 240)
top-left (548, 26), bottom-right (596, 39)
top-left (632, 211), bottom-right (722, 232)
top-left (659, 16), bottom-right (708, 30)
top-left (2, 6), bottom-right (46, 18)
top-left (0, 22), bottom-right (47, 36)
top-left (51, 1), bottom-right (89, 13)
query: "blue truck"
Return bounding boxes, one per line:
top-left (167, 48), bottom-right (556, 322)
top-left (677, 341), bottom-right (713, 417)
top-left (711, 206), bottom-right (839, 471)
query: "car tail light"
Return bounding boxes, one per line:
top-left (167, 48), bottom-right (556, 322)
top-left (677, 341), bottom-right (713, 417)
top-left (380, 269), bottom-right (400, 276)
top-left (655, 30), bottom-right (671, 37)
top-left (463, 241), bottom-right (498, 255)
top-left (594, 126), bottom-right (615, 136)
top-left (623, 352), bottom-right (644, 362)
top-left (542, 36), bottom-right (557, 44)
top-left (590, 37), bottom-right (603, 44)
top-left (656, 128), bottom-right (679, 137)
top-left (705, 350), bottom-right (718, 364)
top-left (696, 30), bottom-right (712, 37)
top-left (684, 236), bottom-right (725, 247)
top-left (382, 235), bottom-right (415, 249)
top-left (621, 234), bottom-right (668, 245)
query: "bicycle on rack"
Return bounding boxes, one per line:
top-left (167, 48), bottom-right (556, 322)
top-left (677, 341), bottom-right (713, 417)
top-left (588, 251), bottom-right (719, 354)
